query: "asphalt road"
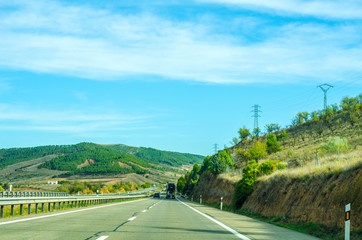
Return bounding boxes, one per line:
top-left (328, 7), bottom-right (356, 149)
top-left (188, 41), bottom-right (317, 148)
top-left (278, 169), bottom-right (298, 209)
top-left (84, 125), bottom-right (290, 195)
top-left (0, 197), bottom-right (319, 240)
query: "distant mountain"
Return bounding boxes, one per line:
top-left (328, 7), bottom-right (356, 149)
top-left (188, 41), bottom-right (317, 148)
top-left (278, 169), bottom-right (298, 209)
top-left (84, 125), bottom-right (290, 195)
top-left (105, 144), bottom-right (204, 167)
top-left (0, 143), bottom-right (204, 177)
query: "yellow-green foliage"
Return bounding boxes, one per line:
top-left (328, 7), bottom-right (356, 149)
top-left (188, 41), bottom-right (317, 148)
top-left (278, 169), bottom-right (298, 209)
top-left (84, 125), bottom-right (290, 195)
top-left (322, 136), bottom-right (349, 153)
top-left (232, 160), bottom-right (286, 209)
top-left (248, 141), bottom-right (267, 161)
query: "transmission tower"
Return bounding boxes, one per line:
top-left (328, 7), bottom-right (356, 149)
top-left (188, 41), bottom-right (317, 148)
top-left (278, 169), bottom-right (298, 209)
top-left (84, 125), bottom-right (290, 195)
top-left (251, 104), bottom-right (262, 130)
top-left (213, 144), bottom-right (218, 154)
top-left (317, 84), bottom-right (333, 110)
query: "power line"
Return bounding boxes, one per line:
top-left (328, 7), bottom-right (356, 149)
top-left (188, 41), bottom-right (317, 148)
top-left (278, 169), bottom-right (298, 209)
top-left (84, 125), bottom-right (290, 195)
top-left (251, 104), bottom-right (262, 130)
top-left (317, 84), bottom-right (334, 110)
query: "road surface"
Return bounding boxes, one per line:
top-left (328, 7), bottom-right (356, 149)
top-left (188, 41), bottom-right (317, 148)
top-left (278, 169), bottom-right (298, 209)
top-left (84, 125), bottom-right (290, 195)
top-left (0, 197), bottom-right (319, 240)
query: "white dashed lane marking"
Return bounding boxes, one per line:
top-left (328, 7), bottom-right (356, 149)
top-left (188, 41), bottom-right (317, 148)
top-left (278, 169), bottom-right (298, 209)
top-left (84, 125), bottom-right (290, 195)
top-left (96, 236), bottom-right (109, 240)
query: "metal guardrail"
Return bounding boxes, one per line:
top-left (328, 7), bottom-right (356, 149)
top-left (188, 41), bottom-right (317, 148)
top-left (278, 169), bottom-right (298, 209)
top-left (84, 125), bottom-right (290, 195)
top-left (0, 191), bottom-right (69, 198)
top-left (0, 193), bottom-right (151, 218)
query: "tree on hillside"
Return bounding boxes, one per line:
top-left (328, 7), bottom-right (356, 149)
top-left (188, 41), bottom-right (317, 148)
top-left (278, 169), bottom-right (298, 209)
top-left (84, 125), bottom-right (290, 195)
top-left (231, 137), bottom-right (239, 146)
top-left (248, 141), bottom-right (267, 162)
top-left (177, 176), bottom-right (186, 193)
top-left (265, 123), bottom-right (281, 134)
top-left (266, 134), bottom-right (282, 154)
top-left (199, 150), bottom-right (233, 175)
top-left (340, 95), bottom-right (361, 126)
top-left (190, 164), bottom-right (201, 181)
top-left (182, 163), bottom-right (201, 194)
top-left (233, 148), bottom-right (251, 168)
top-left (238, 127), bottom-right (250, 143)
top-left (310, 111), bottom-right (320, 122)
top-left (212, 150), bottom-right (233, 174)
top-left (253, 127), bottom-right (261, 140)
top-left (200, 156), bottom-right (212, 174)
top-left (293, 112), bottom-right (309, 125)
top-left (323, 107), bottom-right (335, 130)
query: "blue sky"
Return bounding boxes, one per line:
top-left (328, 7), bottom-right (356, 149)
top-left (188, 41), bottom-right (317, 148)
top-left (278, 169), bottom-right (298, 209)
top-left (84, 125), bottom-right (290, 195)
top-left (0, 0), bottom-right (361, 155)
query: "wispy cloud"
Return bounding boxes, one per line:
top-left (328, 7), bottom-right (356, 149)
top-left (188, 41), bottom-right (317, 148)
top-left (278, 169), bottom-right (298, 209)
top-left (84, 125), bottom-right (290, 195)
top-left (0, 0), bottom-right (361, 84)
top-left (199, 0), bottom-right (362, 19)
top-left (0, 103), bottom-right (154, 133)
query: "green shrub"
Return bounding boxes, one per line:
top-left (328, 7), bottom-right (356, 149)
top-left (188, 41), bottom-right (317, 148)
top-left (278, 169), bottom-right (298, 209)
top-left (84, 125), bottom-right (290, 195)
top-left (322, 136), bottom-right (349, 153)
top-left (232, 160), bottom-right (258, 209)
top-left (266, 134), bottom-right (281, 154)
top-left (232, 160), bottom-right (286, 209)
top-left (258, 160), bottom-right (276, 175)
top-left (249, 141), bottom-right (267, 161)
top-left (141, 182), bottom-right (151, 188)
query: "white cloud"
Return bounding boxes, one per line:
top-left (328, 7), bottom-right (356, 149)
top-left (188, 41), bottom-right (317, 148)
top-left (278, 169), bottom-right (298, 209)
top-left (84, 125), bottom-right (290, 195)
top-left (199, 0), bottom-right (362, 19)
top-left (0, 1), bottom-right (361, 85)
top-left (0, 103), bottom-right (153, 133)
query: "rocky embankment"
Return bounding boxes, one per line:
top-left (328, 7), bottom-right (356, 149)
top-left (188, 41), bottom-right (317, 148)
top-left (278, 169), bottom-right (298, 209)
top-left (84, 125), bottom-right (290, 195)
top-left (243, 165), bottom-right (361, 230)
top-left (192, 171), bottom-right (236, 205)
top-left (192, 164), bottom-right (361, 231)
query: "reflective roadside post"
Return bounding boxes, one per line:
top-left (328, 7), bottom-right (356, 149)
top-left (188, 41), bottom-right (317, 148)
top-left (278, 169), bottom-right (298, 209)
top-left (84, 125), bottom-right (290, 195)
top-left (345, 203), bottom-right (351, 240)
top-left (220, 197), bottom-right (223, 211)
top-left (200, 195), bottom-right (202, 204)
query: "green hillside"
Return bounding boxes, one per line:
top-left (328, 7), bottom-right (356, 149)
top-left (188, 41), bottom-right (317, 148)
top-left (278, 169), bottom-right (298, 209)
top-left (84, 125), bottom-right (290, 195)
top-left (0, 143), bottom-right (204, 177)
top-left (105, 144), bottom-right (204, 167)
top-left (0, 144), bottom-right (80, 169)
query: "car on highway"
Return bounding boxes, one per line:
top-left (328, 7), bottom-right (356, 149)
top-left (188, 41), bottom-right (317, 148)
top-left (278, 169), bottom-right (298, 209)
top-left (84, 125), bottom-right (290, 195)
top-left (153, 192), bottom-right (160, 198)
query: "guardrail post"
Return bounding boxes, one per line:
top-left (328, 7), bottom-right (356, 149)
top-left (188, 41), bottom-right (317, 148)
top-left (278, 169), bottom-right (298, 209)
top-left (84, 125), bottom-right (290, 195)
top-left (35, 203), bottom-right (38, 214)
top-left (41, 203), bottom-right (44, 212)
top-left (53, 202), bottom-right (56, 211)
top-left (345, 203), bottom-right (351, 240)
top-left (28, 204), bottom-right (31, 215)
top-left (11, 205), bottom-right (14, 216)
top-left (48, 202), bottom-right (51, 212)
top-left (58, 202), bottom-right (60, 210)
top-left (1, 205), bottom-right (4, 218)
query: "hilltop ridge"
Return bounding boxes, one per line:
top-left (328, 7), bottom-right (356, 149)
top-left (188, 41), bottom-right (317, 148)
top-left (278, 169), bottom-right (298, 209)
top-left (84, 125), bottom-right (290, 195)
top-left (0, 142), bottom-right (204, 185)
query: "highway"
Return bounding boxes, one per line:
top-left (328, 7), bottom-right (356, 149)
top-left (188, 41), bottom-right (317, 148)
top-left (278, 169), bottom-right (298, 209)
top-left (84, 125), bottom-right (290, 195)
top-left (0, 197), bottom-right (319, 240)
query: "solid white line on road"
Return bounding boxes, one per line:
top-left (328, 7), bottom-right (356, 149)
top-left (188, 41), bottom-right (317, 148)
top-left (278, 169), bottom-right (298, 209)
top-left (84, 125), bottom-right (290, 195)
top-left (128, 217), bottom-right (136, 221)
top-left (177, 199), bottom-right (251, 240)
top-left (96, 236), bottom-right (109, 240)
top-left (0, 198), bottom-right (148, 226)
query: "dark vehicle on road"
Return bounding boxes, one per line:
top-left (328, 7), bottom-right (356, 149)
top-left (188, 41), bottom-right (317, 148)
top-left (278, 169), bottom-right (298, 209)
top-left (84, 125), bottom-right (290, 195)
top-left (153, 192), bottom-right (160, 198)
top-left (166, 182), bottom-right (175, 199)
